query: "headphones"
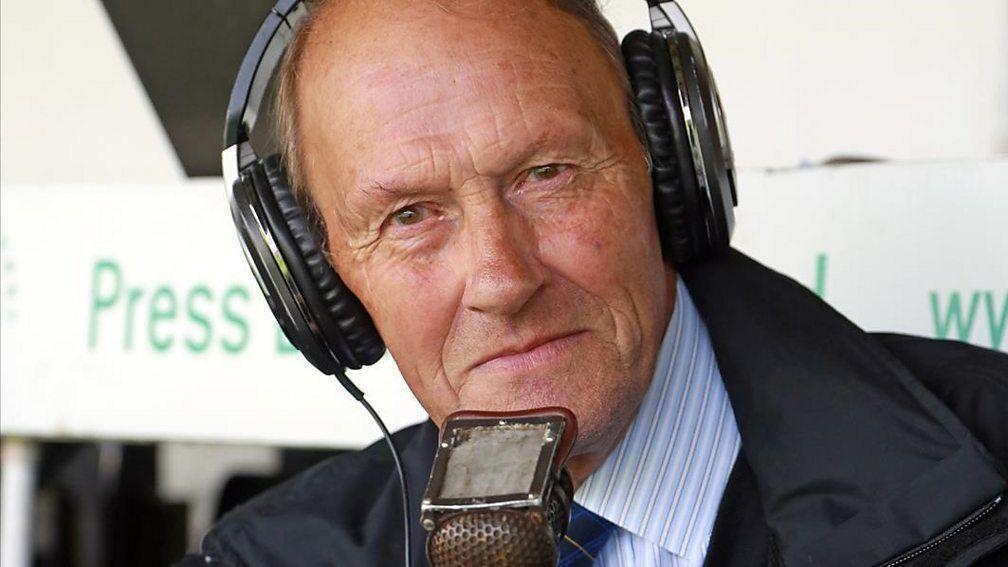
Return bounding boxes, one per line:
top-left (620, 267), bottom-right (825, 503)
top-left (222, 0), bottom-right (738, 382)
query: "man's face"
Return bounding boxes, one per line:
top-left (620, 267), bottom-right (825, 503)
top-left (297, 0), bottom-right (674, 455)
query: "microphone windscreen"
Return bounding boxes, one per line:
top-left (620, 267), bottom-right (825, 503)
top-left (427, 509), bottom-right (556, 567)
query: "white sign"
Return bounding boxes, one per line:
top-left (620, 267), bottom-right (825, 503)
top-left (1, 160), bottom-right (1005, 447)
top-left (733, 160), bottom-right (1007, 347)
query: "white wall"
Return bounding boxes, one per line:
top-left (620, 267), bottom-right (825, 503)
top-left (605, 0), bottom-right (1008, 166)
top-left (0, 0), bottom-right (183, 184)
top-left (1, 0), bottom-right (1006, 185)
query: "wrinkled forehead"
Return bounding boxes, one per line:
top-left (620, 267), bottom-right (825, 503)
top-left (300, 0), bottom-right (591, 71)
top-left (297, 0), bottom-right (616, 110)
top-left (294, 0), bottom-right (627, 182)
top-left (323, 45), bottom-right (596, 150)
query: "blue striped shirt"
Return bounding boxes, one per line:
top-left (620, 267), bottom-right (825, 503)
top-left (573, 277), bottom-right (741, 566)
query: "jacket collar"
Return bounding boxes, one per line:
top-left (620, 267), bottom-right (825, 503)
top-left (680, 249), bottom-right (1005, 565)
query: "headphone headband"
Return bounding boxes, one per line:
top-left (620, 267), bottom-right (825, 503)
top-left (222, 0), bottom-right (307, 190)
top-left (224, 0), bottom-right (306, 147)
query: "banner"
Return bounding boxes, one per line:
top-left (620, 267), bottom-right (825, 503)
top-left (1, 160), bottom-right (1005, 447)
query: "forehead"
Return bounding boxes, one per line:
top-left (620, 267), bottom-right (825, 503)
top-left (294, 0), bottom-right (627, 195)
top-left (299, 0), bottom-right (596, 97)
top-left (343, 53), bottom-right (594, 169)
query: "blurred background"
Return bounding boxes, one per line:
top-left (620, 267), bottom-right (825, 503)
top-left (1, 0), bottom-right (1006, 565)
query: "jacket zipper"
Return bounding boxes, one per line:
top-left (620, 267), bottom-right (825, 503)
top-left (879, 493), bottom-right (1003, 567)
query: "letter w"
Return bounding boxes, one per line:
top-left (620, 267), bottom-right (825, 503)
top-left (930, 291), bottom-right (982, 342)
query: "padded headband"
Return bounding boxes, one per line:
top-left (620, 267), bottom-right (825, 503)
top-left (222, 0), bottom-right (308, 188)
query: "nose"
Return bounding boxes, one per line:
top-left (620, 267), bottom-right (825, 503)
top-left (460, 201), bottom-right (545, 316)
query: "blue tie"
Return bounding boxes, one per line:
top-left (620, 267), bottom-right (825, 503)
top-left (556, 502), bottom-right (616, 566)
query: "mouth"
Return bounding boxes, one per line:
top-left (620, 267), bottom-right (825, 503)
top-left (469, 331), bottom-right (587, 375)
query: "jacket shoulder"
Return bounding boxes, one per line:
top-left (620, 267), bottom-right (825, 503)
top-left (193, 420), bottom-right (437, 567)
top-left (872, 333), bottom-right (1008, 469)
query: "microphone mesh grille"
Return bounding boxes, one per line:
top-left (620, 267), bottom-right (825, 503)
top-left (427, 509), bottom-right (556, 567)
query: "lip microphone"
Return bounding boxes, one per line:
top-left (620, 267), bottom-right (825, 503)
top-left (420, 408), bottom-right (578, 566)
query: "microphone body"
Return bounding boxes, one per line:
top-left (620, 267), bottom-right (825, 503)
top-left (420, 408), bottom-right (577, 567)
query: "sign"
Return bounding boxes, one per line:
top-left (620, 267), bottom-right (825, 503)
top-left (732, 161), bottom-right (1007, 350)
top-left (1, 160), bottom-right (1005, 447)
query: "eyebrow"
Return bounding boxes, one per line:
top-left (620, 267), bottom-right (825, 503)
top-left (343, 115), bottom-right (603, 220)
top-left (352, 178), bottom-right (437, 213)
top-left (359, 181), bottom-right (406, 201)
top-left (338, 178), bottom-right (436, 234)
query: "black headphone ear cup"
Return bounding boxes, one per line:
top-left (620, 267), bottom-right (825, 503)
top-left (257, 155), bottom-right (386, 368)
top-left (621, 30), bottom-right (707, 264)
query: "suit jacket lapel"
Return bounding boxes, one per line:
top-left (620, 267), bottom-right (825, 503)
top-left (681, 249), bottom-right (1005, 565)
top-left (703, 450), bottom-right (775, 567)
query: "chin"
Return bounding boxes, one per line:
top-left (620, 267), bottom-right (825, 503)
top-left (458, 373), bottom-right (636, 457)
top-left (447, 333), bottom-right (648, 453)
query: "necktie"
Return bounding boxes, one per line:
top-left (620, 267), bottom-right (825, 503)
top-left (557, 502), bottom-right (616, 566)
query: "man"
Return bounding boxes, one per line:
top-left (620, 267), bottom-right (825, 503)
top-left (178, 0), bottom-right (1008, 565)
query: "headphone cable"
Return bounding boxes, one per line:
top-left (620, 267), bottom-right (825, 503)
top-left (343, 370), bottom-right (412, 567)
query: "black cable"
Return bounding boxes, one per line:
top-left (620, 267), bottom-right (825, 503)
top-left (351, 384), bottom-right (412, 567)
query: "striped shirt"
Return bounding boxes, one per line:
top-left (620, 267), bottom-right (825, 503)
top-left (573, 277), bottom-right (741, 566)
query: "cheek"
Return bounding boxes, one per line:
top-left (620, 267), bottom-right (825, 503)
top-left (340, 259), bottom-right (465, 421)
top-left (357, 263), bottom-right (459, 367)
top-left (536, 182), bottom-right (666, 353)
top-left (540, 183), bottom-right (661, 294)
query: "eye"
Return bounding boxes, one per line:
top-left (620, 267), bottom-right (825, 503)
top-left (390, 205), bottom-right (427, 226)
top-left (528, 164), bottom-right (568, 182)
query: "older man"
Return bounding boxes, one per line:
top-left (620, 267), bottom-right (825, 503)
top-left (178, 0), bottom-right (1008, 565)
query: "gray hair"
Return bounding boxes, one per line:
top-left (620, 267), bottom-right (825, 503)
top-left (273, 0), bottom-right (643, 208)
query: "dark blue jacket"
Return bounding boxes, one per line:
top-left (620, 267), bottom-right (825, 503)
top-left (177, 250), bottom-right (1008, 566)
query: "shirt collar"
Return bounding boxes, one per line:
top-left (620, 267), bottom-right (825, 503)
top-left (573, 276), bottom-right (740, 558)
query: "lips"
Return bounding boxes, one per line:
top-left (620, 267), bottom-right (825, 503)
top-left (468, 331), bottom-right (586, 374)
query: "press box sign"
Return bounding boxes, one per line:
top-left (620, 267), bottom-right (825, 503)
top-left (1, 160), bottom-right (1005, 447)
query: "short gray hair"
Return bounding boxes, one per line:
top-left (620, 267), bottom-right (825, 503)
top-left (273, 0), bottom-right (640, 206)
